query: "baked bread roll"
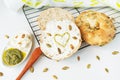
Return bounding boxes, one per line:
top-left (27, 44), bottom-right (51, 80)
top-left (37, 8), bottom-right (82, 61)
top-left (75, 10), bottom-right (116, 46)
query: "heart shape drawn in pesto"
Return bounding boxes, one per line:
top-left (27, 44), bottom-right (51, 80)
top-left (54, 32), bottom-right (70, 47)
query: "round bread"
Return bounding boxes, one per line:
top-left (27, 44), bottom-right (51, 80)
top-left (75, 10), bottom-right (116, 46)
top-left (39, 20), bottom-right (82, 61)
top-left (37, 8), bottom-right (75, 30)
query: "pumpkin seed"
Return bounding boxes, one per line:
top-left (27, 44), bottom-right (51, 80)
top-left (112, 51), bottom-right (119, 55)
top-left (28, 36), bottom-right (31, 39)
top-left (96, 55), bottom-right (100, 61)
top-left (111, 18), bottom-right (115, 21)
top-left (21, 34), bottom-right (25, 38)
top-left (46, 43), bottom-right (52, 48)
top-left (15, 35), bottom-right (18, 38)
top-left (72, 36), bottom-right (77, 40)
top-left (87, 64), bottom-right (91, 69)
top-left (69, 25), bottom-right (72, 30)
top-left (47, 33), bottom-right (52, 36)
top-left (52, 75), bottom-right (58, 79)
top-left (105, 68), bottom-right (109, 73)
top-left (58, 48), bottom-right (61, 54)
top-left (77, 56), bottom-right (80, 61)
top-left (5, 35), bottom-right (9, 39)
top-left (29, 66), bottom-right (34, 73)
top-left (57, 25), bottom-right (62, 30)
top-left (18, 42), bottom-right (22, 44)
top-left (41, 26), bottom-right (46, 30)
top-left (62, 66), bottom-right (69, 70)
top-left (0, 72), bottom-right (3, 76)
top-left (43, 68), bottom-right (48, 72)
top-left (70, 44), bottom-right (74, 50)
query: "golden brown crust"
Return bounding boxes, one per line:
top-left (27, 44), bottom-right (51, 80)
top-left (75, 10), bottom-right (116, 46)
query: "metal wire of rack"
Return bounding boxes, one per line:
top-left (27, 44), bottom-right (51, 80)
top-left (22, 5), bottom-right (120, 50)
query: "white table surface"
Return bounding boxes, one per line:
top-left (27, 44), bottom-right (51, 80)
top-left (0, 0), bottom-right (120, 80)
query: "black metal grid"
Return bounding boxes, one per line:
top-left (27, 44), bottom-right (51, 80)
top-left (22, 5), bottom-right (120, 50)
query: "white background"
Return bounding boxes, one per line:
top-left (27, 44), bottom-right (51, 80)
top-left (0, 0), bottom-right (120, 80)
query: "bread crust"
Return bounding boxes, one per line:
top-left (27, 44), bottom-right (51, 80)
top-left (75, 10), bottom-right (116, 46)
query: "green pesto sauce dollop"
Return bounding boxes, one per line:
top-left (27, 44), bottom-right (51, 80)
top-left (2, 48), bottom-right (26, 66)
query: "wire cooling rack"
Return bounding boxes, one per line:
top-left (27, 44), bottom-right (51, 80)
top-left (22, 6), bottom-right (120, 50)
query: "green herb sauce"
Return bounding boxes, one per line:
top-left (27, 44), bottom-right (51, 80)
top-left (2, 48), bottom-right (26, 66)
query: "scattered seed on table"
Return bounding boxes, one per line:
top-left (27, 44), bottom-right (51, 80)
top-left (112, 51), bottom-right (119, 55)
top-left (5, 35), bottom-right (9, 39)
top-left (52, 75), bottom-right (58, 79)
top-left (77, 56), bottom-right (80, 61)
top-left (87, 64), bottom-right (91, 69)
top-left (0, 72), bottom-right (3, 76)
top-left (96, 55), bottom-right (100, 61)
top-left (62, 66), bottom-right (69, 70)
top-left (105, 68), bottom-right (109, 73)
top-left (29, 66), bottom-right (34, 73)
top-left (43, 68), bottom-right (48, 72)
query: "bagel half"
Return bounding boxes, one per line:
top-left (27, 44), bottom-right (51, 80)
top-left (38, 8), bottom-right (82, 61)
top-left (75, 10), bottom-right (116, 46)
